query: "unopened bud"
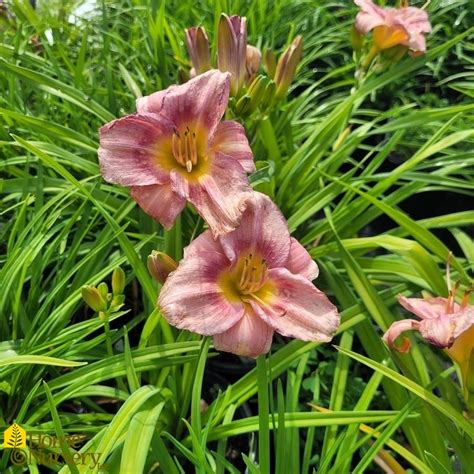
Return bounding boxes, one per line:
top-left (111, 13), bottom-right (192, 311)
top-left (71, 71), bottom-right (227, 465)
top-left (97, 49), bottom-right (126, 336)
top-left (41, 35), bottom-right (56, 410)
top-left (147, 251), bottom-right (178, 285)
top-left (274, 36), bottom-right (303, 100)
top-left (81, 286), bottom-right (107, 312)
top-left (235, 94), bottom-right (252, 115)
top-left (112, 267), bottom-right (126, 295)
top-left (245, 45), bottom-right (261, 84)
top-left (218, 14), bottom-right (247, 96)
top-left (185, 26), bottom-right (212, 75)
top-left (247, 75), bottom-right (267, 113)
top-left (263, 48), bottom-right (277, 78)
top-left (260, 80), bottom-right (276, 110)
top-left (97, 282), bottom-right (109, 301)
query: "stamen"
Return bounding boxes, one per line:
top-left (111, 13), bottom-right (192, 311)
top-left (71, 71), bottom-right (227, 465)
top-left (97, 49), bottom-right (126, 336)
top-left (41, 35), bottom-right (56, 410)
top-left (171, 127), bottom-right (199, 172)
top-left (461, 286), bottom-right (472, 309)
top-left (446, 251), bottom-right (452, 294)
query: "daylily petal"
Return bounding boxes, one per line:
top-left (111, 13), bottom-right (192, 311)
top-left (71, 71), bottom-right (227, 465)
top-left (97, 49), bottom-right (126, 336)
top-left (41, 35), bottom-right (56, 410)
top-left (286, 237), bottom-right (319, 281)
top-left (170, 152), bottom-right (252, 238)
top-left (98, 113), bottom-right (174, 186)
top-left (417, 315), bottom-right (455, 348)
top-left (136, 86), bottom-right (178, 114)
top-left (354, 0), bottom-right (387, 34)
top-left (382, 319), bottom-right (420, 353)
top-left (213, 309), bottom-right (274, 358)
top-left (219, 192), bottom-right (291, 268)
top-left (130, 183), bottom-right (186, 230)
top-left (398, 296), bottom-right (457, 320)
top-left (159, 238), bottom-right (245, 335)
top-left (400, 7), bottom-right (432, 33)
top-left (141, 70), bottom-right (231, 137)
top-left (210, 121), bottom-right (256, 173)
top-left (251, 268), bottom-right (339, 342)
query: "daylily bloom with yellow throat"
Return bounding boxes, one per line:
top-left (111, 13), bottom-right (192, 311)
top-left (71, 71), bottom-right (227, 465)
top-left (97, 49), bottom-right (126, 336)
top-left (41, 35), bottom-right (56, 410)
top-left (159, 192), bottom-right (340, 358)
top-left (99, 70), bottom-right (255, 237)
top-left (354, 0), bottom-right (431, 54)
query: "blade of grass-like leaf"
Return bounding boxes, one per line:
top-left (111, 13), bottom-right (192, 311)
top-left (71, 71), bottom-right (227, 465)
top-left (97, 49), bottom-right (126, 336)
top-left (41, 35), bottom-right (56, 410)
top-left (119, 401), bottom-right (166, 474)
top-left (335, 347), bottom-right (474, 439)
top-left (43, 381), bottom-right (80, 474)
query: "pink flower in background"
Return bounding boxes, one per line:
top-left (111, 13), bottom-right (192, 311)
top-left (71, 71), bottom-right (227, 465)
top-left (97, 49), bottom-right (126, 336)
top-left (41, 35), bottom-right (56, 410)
top-left (99, 70), bottom-right (255, 237)
top-left (159, 192), bottom-right (340, 358)
top-left (354, 0), bottom-right (431, 54)
top-left (383, 292), bottom-right (473, 353)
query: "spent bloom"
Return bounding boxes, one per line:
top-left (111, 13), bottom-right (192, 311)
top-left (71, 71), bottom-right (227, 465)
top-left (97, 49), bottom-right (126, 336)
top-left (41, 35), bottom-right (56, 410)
top-left (99, 70), bottom-right (255, 237)
top-left (159, 192), bottom-right (340, 358)
top-left (354, 0), bottom-right (431, 54)
top-left (384, 292), bottom-right (473, 353)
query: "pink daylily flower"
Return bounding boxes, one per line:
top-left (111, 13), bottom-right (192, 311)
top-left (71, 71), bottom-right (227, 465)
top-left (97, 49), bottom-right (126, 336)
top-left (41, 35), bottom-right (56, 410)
top-left (99, 70), bottom-right (255, 237)
top-left (354, 0), bottom-right (432, 54)
top-left (383, 290), bottom-right (473, 353)
top-left (158, 192), bottom-right (340, 358)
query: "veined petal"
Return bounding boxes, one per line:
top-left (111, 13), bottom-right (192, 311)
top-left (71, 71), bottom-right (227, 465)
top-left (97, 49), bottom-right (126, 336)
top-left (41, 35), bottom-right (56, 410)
top-left (354, 0), bottom-right (387, 34)
top-left (251, 268), bottom-right (339, 342)
top-left (98, 113), bottom-right (174, 186)
top-left (159, 239), bottom-right (245, 335)
top-left (219, 192), bottom-right (291, 268)
top-left (130, 183), bottom-right (186, 230)
top-left (418, 315), bottom-right (455, 348)
top-left (382, 319), bottom-right (420, 353)
top-left (418, 307), bottom-right (474, 349)
top-left (136, 86), bottom-right (178, 114)
top-left (213, 309), bottom-right (274, 358)
top-left (145, 70), bottom-right (231, 137)
top-left (286, 237), bottom-right (319, 281)
top-left (171, 153), bottom-right (252, 238)
top-left (398, 296), bottom-right (456, 320)
top-left (400, 7), bottom-right (432, 33)
top-left (210, 121), bottom-right (255, 173)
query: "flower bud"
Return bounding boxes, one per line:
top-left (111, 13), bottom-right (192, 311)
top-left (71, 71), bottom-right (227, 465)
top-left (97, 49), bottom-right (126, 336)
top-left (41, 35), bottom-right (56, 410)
top-left (274, 36), bottom-right (303, 100)
top-left (112, 267), bottom-right (126, 295)
top-left (81, 286), bottom-right (107, 312)
top-left (217, 14), bottom-right (247, 96)
top-left (185, 26), bottom-right (212, 75)
top-left (247, 75), bottom-right (267, 113)
top-left (245, 45), bottom-right (261, 84)
top-left (97, 282), bottom-right (109, 300)
top-left (147, 251), bottom-right (178, 285)
top-left (235, 94), bottom-right (251, 115)
top-left (260, 80), bottom-right (276, 110)
top-left (263, 48), bottom-right (277, 78)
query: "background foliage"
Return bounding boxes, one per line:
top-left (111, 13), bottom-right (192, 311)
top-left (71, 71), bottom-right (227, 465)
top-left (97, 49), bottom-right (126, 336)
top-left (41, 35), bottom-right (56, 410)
top-left (1, 0), bottom-right (473, 472)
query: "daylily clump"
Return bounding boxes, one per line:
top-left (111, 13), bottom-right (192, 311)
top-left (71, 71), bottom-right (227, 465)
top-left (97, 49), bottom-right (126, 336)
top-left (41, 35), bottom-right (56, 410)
top-left (98, 70), bottom-right (255, 237)
top-left (354, 0), bottom-right (431, 55)
top-left (159, 192), bottom-right (340, 358)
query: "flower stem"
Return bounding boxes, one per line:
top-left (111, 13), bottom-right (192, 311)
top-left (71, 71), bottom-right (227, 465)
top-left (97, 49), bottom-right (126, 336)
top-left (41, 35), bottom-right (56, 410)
top-left (257, 354), bottom-right (270, 474)
top-left (101, 312), bottom-right (114, 358)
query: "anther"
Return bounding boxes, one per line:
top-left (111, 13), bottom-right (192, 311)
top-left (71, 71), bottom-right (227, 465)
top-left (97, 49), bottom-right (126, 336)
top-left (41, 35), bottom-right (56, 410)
top-left (461, 286), bottom-right (472, 309)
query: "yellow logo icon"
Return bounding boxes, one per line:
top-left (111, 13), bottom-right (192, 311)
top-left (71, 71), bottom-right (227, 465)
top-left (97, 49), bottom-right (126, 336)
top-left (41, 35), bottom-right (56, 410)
top-left (4, 423), bottom-right (26, 448)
